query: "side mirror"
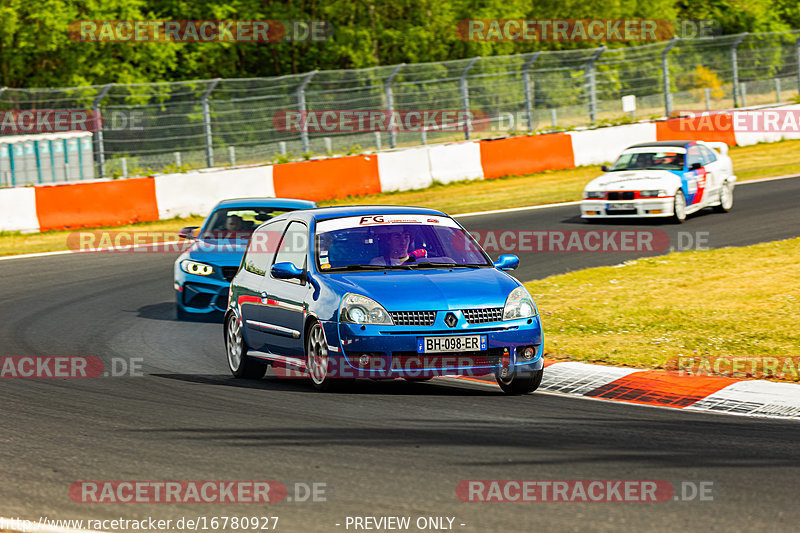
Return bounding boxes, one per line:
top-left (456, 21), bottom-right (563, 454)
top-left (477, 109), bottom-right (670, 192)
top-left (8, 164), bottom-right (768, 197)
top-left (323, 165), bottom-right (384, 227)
top-left (271, 261), bottom-right (305, 280)
top-left (600, 164), bottom-right (609, 172)
top-left (691, 162), bottom-right (702, 170)
top-left (493, 254), bottom-right (519, 271)
top-left (178, 226), bottom-right (198, 239)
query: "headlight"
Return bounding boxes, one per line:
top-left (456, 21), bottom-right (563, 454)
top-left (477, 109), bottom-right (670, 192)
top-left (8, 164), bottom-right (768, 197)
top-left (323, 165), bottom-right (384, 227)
top-left (180, 259), bottom-right (214, 276)
top-left (340, 293), bottom-right (394, 325)
top-left (584, 191), bottom-right (605, 199)
top-left (503, 286), bottom-right (537, 321)
top-left (640, 189), bottom-right (667, 198)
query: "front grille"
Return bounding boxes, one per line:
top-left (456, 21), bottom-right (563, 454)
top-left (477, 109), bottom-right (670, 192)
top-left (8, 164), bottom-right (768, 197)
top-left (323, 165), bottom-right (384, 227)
top-left (391, 348), bottom-right (506, 370)
top-left (462, 307), bottom-right (503, 324)
top-left (221, 266), bottom-right (239, 282)
top-left (390, 311), bottom-right (436, 326)
top-left (607, 191), bottom-right (635, 200)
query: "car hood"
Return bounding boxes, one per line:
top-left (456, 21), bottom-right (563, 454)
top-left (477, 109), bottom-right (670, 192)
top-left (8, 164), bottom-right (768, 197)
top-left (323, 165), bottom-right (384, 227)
top-left (322, 268), bottom-right (520, 311)
top-left (585, 170), bottom-right (681, 191)
top-left (183, 239), bottom-right (248, 266)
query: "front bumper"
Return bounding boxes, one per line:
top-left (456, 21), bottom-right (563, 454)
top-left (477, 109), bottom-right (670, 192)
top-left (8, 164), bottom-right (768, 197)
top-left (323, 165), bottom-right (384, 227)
top-left (581, 197), bottom-right (674, 218)
top-left (175, 276), bottom-right (230, 315)
top-left (320, 314), bottom-right (543, 379)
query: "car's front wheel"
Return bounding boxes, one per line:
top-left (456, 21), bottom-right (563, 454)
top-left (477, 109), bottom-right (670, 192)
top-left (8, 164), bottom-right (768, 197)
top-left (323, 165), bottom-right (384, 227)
top-left (225, 313), bottom-right (267, 379)
top-left (495, 368), bottom-right (543, 395)
top-left (306, 321), bottom-right (335, 391)
top-left (672, 189), bottom-right (687, 223)
top-left (714, 181), bottom-right (734, 212)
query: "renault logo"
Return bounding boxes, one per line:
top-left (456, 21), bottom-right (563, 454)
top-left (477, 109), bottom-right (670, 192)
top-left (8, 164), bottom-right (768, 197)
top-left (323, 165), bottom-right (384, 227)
top-left (444, 312), bottom-right (458, 328)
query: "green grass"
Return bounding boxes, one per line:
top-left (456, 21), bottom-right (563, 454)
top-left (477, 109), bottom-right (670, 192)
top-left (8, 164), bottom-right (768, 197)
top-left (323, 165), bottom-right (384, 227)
top-left (2, 138), bottom-right (799, 258)
top-left (527, 237), bottom-right (800, 381)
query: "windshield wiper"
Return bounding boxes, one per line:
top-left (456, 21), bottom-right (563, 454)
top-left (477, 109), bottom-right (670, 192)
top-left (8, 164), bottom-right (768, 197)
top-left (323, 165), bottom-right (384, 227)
top-left (325, 264), bottom-right (411, 271)
top-left (408, 262), bottom-right (486, 269)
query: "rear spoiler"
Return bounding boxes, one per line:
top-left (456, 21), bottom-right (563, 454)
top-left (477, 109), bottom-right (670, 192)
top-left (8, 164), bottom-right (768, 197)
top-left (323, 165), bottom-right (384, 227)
top-left (701, 141), bottom-right (729, 157)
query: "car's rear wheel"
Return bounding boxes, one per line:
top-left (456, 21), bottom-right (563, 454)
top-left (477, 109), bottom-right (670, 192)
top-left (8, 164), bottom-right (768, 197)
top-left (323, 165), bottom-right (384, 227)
top-left (714, 181), bottom-right (734, 212)
top-left (672, 189), bottom-right (687, 223)
top-left (225, 313), bottom-right (267, 379)
top-left (306, 321), bottom-right (335, 391)
top-left (495, 368), bottom-right (543, 395)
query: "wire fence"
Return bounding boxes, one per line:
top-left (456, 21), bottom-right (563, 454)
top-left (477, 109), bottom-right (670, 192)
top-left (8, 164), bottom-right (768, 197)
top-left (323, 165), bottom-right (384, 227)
top-left (2, 30), bottom-right (800, 184)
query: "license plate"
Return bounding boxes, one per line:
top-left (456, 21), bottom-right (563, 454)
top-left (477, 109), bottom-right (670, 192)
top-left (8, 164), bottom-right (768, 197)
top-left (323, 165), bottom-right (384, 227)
top-left (417, 335), bottom-right (487, 354)
top-left (606, 202), bottom-right (631, 211)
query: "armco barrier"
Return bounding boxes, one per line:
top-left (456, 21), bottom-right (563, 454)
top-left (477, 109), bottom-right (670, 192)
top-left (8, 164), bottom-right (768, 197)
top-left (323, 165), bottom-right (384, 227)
top-left (154, 166), bottom-right (275, 219)
top-left (34, 177), bottom-right (159, 231)
top-left (0, 187), bottom-right (39, 232)
top-left (272, 155), bottom-right (380, 202)
top-left (569, 123), bottom-right (657, 167)
top-left (479, 133), bottom-right (574, 179)
top-left (4, 109), bottom-right (791, 234)
top-left (427, 142), bottom-right (484, 184)
top-left (377, 147), bottom-right (433, 192)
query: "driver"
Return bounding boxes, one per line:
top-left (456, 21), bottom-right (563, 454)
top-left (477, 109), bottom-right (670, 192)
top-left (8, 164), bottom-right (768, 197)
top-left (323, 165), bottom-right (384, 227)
top-left (370, 227), bottom-right (427, 266)
top-left (654, 153), bottom-right (683, 167)
top-left (225, 215), bottom-right (244, 231)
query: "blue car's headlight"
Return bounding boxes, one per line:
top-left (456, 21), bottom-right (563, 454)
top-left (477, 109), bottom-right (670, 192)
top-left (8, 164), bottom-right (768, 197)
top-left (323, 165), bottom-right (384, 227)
top-left (340, 293), bottom-right (394, 325)
top-left (180, 259), bottom-right (214, 276)
top-left (503, 286), bottom-right (537, 320)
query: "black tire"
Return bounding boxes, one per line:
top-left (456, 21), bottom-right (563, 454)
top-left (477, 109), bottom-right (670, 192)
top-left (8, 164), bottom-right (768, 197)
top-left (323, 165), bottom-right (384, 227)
top-left (714, 181), bottom-right (734, 213)
top-left (225, 313), bottom-right (267, 379)
top-left (306, 321), bottom-right (336, 391)
top-left (495, 368), bottom-right (543, 395)
top-left (671, 189), bottom-right (687, 224)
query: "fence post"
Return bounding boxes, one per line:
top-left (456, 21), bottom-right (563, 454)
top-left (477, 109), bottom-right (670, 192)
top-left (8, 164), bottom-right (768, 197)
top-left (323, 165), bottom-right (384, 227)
top-left (704, 88), bottom-right (711, 110)
top-left (121, 157), bottom-right (128, 179)
top-left (585, 46), bottom-right (605, 122)
top-left (384, 63), bottom-right (404, 149)
top-left (523, 52), bottom-right (541, 132)
top-left (202, 79), bottom-right (221, 168)
top-left (731, 33), bottom-right (747, 108)
top-left (460, 57), bottom-right (480, 140)
top-left (297, 71), bottom-right (318, 153)
top-left (775, 78), bottom-right (781, 103)
top-left (662, 38), bottom-right (678, 117)
top-left (228, 146), bottom-right (235, 166)
top-left (796, 37), bottom-right (800, 98)
top-left (92, 83), bottom-right (113, 179)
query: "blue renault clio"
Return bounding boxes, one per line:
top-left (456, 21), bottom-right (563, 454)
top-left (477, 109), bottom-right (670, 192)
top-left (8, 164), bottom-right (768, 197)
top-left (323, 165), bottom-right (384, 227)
top-left (174, 197), bottom-right (316, 320)
top-left (224, 205), bottom-right (544, 394)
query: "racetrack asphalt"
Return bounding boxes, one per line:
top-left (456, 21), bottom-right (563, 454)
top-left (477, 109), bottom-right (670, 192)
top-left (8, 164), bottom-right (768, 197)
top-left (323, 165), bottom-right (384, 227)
top-left (1, 177), bottom-right (799, 532)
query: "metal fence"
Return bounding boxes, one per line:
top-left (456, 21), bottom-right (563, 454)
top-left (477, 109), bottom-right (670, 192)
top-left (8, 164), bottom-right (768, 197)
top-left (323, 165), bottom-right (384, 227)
top-left (2, 30), bottom-right (800, 184)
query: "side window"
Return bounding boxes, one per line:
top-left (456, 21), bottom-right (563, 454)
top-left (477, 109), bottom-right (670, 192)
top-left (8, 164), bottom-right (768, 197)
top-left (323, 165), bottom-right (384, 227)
top-left (686, 146), bottom-right (703, 169)
top-left (243, 221), bottom-right (287, 275)
top-left (273, 221), bottom-right (309, 278)
top-left (701, 146), bottom-right (717, 164)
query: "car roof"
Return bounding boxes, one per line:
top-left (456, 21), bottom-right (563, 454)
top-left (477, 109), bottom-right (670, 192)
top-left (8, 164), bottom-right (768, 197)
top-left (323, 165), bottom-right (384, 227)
top-left (213, 197), bottom-right (317, 210)
top-left (625, 141), bottom-right (695, 149)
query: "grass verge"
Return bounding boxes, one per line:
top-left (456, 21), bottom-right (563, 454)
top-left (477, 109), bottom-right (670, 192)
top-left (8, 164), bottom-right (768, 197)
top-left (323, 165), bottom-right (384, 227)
top-left (2, 138), bottom-right (800, 257)
top-left (526, 237), bottom-right (800, 381)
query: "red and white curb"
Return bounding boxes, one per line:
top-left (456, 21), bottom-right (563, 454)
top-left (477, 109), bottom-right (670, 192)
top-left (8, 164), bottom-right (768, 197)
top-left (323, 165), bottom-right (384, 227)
top-left (457, 361), bottom-right (800, 420)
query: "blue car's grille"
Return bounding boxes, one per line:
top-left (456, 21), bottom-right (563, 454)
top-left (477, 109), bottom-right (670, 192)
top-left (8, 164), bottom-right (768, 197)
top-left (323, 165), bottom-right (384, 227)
top-left (390, 311), bottom-right (436, 326)
top-left (462, 307), bottom-right (503, 324)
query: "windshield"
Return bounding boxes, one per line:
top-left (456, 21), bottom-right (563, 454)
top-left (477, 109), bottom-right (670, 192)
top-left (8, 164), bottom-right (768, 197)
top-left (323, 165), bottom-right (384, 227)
top-left (200, 207), bottom-right (290, 239)
top-left (315, 215), bottom-right (491, 271)
top-left (609, 150), bottom-right (685, 171)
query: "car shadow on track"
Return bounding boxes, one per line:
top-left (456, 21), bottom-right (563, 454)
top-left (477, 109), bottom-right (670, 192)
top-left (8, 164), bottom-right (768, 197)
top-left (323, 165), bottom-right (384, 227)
top-left (150, 372), bottom-right (503, 396)
top-left (136, 302), bottom-right (224, 323)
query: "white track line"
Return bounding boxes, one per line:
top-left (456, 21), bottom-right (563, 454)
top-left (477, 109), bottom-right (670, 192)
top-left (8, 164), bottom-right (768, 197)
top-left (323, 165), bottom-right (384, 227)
top-left (1, 173), bottom-right (798, 262)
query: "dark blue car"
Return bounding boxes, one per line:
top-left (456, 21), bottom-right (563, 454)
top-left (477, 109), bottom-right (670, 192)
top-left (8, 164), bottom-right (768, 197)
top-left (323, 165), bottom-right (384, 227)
top-left (174, 197), bottom-right (316, 320)
top-left (224, 205), bottom-right (544, 394)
